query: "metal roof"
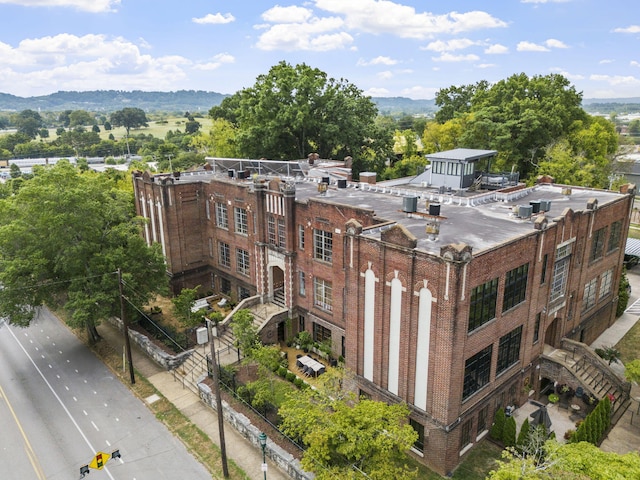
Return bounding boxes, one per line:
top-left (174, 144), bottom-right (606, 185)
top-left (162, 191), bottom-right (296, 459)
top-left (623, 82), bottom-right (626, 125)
top-left (425, 148), bottom-right (497, 162)
top-left (625, 238), bottom-right (640, 257)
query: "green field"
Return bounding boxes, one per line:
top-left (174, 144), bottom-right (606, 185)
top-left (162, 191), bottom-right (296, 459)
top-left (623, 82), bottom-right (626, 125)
top-left (99, 116), bottom-right (213, 142)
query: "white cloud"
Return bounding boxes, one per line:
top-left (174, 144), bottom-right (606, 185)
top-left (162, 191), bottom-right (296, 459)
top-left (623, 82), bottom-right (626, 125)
top-left (599, 59), bottom-right (614, 64)
top-left (364, 87), bottom-right (390, 97)
top-left (517, 41), bottom-right (549, 52)
top-left (0, 33), bottom-right (191, 96)
top-left (193, 53), bottom-right (235, 71)
top-left (613, 25), bottom-right (640, 33)
top-left (400, 85), bottom-right (438, 99)
top-left (476, 63), bottom-right (496, 69)
top-left (590, 74), bottom-right (640, 88)
top-left (358, 56), bottom-right (398, 66)
top-left (485, 43), bottom-right (508, 54)
top-left (545, 38), bottom-right (568, 48)
top-left (632, 61), bottom-right (640, 68)
top-left (192, 13), bottom-right (235, 25)
top-left (0, 0), bottom-right (120, 13)
top-left (432, 52), bottom-right (480, 62)
top-left (256, 15), bottom-right (351, 51)
top-left (549, 67), bottom-right (584, 81)
top-left (262, 5), bottom-right (313, 23)
top-left (377, 70), bottom-right (393, 80)
top-left (314, 0), bottom-right (507, 39)
top-left (423, 38), bottom-right (477, 52)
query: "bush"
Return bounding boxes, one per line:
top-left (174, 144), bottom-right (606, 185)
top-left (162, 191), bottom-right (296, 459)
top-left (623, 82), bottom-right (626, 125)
top-left (293, 377), bottom-right (304, 388)
top-left (277, 366), bottom-right (287, 378)
top-left (517, 418), bottom-right (530, 447)
top-left (503, 416), bottom-right (517, 447)
top-left (286, 372), bottom-right (296, 382)
top-left (490, 408), bottom-right (506, 442)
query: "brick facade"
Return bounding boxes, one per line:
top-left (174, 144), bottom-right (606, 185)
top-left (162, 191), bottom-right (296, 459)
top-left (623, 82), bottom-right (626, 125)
top-left (132, 160), bottom-right (633, 476)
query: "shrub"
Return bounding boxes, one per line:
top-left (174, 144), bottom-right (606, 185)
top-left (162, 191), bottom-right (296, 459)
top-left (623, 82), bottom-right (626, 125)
top-left (277, 366), bottom-right (287, 378)
top-left (503, 416), bottom-right (517, 447)
top-left (286, 372), bottom-right (296, 382)
top-left (490, 408), bottom-right (506, 442)
top-left (564, 429), bottom-right (575, 440)
top-left (517, 418), bottom-right (530, 447)
top-left (293, 377), bottom-right (304, 388)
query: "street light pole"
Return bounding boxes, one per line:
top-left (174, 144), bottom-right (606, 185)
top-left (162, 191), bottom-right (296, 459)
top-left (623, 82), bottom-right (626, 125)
top-left (208, 319), bottom-right (229, 478)
top-left (259, 432), bottom-right (268, 480)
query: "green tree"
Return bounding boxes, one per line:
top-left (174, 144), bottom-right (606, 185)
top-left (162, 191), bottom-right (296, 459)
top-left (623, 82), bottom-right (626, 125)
top-left (0, 161), bottom-right (167, 342)
top-left (210, 61), bottom-right (381, 165)
top-left (192, 118), bottom-right (240, 158)
top-left (434, 80), bottom-right (488, 124)
top-left (111, 107), bottom-right (149, 156)
top-left (69, 110), bottom-right (95, 128)
top-left (172, 286), bottom-right (203, 328)
top-left (230, 309), bottom-right (258, 356)
top-left (12, 109), bottom-right (45, 139)
top-left (503, 415), bottom-right (517, 447)
top-left (279, 368), bottom-right (418, 480)
top-left (491, 407), bottom-right (506, 442)
top-left (595, 345), bottom-right (621, 365)
top-left (516, 418), bottom-right (530, 448)
top-left (617, 268), bottom-right (630, 317)
top-left (625, 359), bottom-right (640, 383)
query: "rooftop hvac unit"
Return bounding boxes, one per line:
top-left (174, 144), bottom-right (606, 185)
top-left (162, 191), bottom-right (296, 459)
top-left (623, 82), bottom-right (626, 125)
top-left (228, 169), bottom-right (235, 178)
top-left (529, 200), bottom-right (541, 214)
top-left (518, 205), bottom-right (533, 218)
top-left (337, 179), bottom-right (347, 188)
top-left (237, 170), bottom-right (247, 179)
top-left (429, 203), bottom-right (441, 216)
top-left (402, 196), bottom-right (418, 213)
top-left (539, 200), bottom-right (552, 211)
top-left (321, 176), bottom-right (330, 184)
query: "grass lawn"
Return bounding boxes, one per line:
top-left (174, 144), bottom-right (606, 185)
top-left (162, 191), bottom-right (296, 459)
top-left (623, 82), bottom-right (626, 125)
top-left (616, 316), bottom-right (640, 364)
top-left (628, 226), bottom-right (640, 240)
top-left (100, 116), bottom-right (213, 142)
top-left (451, 440), bottom-right (503, 480)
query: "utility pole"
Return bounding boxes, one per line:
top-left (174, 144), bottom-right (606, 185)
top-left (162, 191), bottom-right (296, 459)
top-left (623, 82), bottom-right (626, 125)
top-left (208, 319), bottom-right (229, 477)
top-left (118, 268), bottom-right (135, 384)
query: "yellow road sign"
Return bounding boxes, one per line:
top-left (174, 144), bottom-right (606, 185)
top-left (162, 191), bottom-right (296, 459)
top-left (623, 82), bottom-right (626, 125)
top-left (89, 451), bottom-right (111, 470)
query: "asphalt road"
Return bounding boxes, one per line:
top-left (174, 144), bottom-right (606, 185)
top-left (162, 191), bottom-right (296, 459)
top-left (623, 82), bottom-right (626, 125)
top-left (0, 308), bottom-right (211, 480)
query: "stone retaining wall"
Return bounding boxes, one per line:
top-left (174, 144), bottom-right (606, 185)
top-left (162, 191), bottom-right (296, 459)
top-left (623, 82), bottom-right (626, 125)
top-left (198, 381), bottom-right (313, 480)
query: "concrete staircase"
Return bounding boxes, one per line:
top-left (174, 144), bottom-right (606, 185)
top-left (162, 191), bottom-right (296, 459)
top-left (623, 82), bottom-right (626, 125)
top-left (172, 300), bottom-right (287, 394)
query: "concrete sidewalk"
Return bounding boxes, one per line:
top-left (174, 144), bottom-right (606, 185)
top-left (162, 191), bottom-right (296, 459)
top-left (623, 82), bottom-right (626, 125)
top-left (96, 321), bottom-right (289, 480)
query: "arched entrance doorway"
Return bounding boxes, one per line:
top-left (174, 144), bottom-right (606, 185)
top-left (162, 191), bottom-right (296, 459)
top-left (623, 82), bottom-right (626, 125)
top-left (544, 317), bottom-right (561, 348)
top-left (271, 266), bottom-right (285, 306)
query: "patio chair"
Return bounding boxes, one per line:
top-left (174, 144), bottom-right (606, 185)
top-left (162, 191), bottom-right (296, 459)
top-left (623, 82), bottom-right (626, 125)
top-left (575, 386), bottom-right (584, 399)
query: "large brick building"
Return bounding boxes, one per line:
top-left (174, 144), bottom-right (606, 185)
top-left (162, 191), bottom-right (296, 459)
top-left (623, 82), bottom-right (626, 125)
top-left (132, 150), bottom-right (634, 475)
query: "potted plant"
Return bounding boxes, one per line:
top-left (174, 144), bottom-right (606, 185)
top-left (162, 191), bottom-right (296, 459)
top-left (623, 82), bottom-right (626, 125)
top-left (296, 331), bottom-right (313, 353)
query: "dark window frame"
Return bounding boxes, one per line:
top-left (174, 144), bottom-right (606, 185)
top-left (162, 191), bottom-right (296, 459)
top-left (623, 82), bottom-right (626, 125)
top-left (540, 253), bottom-right (548, 284)
top-left (503, 263), bottom-right (529, 312)
top-left (410, 419), bottom-right (425, 453)
top-left (608, 220), bottom-right (622, 253)
top-left (496, 325), bottom-right (523, 375)
top-left (463, 345), bottom-right (493, 400)
top-left (590, 227), bottom-right (606, 262)
top-left (460, 419), bottom-right (473, 449)
top-left (468, 278), bottom-right (498, 332)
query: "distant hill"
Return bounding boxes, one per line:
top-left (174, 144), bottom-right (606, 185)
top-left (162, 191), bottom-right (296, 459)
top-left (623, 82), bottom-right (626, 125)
top-left (0, 90), bottom-right (438, 116)
top-left (0, 90), bottom-right (636, 116)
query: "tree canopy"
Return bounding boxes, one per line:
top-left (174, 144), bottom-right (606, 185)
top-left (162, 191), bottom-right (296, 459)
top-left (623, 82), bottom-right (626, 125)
top-left (110, 107), bottom-right (149, 136)
top-left (208, 61), bottom-right (386, 170)
top-left (0, 161), bottom-right (167, 342)
top-left (279, 368), bottom-right (418, 479)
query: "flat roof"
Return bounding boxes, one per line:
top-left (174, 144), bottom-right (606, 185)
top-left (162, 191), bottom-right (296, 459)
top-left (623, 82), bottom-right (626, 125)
top-left (425, 148), bottom-right (497, 162)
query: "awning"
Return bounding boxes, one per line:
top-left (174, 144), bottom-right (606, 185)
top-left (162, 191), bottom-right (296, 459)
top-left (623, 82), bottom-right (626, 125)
top-left (625, 238), bottom-right (640, 258)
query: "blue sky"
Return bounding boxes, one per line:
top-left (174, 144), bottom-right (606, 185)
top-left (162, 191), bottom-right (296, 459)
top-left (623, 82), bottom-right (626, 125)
top-left (0, 0), bottom-right (639, 100)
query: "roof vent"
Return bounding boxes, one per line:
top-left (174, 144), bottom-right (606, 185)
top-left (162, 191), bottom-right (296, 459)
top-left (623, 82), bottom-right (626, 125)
top-left (518, 205), bottom-right (533, 218)
top-left (529, 200), bottom-right (541, 214)
top-left (402, 196), bottom-right (418, 213)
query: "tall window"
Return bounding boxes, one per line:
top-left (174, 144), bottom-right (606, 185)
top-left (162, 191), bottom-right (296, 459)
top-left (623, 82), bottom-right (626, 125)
top-left (410, 419), bottom-right (425, 453)
top-left (590, 227), bottom-right (606, 262)
top-left (299, 271), bottom-right (306, 296)
top-left (216, 202), bottom-right (228, 229)
top-left (220, 277), bottom-right (231, 295)
top-left (460, 419), bottom-right (473, 449)
top-left (234, 207), bottom-right (248, 235)
top-left (298, 314), bottom-right (305, 332)
top-left (218, 241), bottom-right (230, 267)
top-left (314, 229), bottom-right (333, 263)
top-left (238, 286), bottom-right (251, 300)
top-left (540, 254), bottom-right (548, 284)
top-left (503, 263), bottom-right (529, 312)
top-left (608, 220), bottom-right (622, 253)
top-left (582, 278), bottom-right (597, 311)
top-left (236, 248), bottom-right (250, 276)
top-left (599, 269), bottom-right (613, 299)
top-left (463, 345), bottom-right (492, 400)
top-left (550, 243), bottom-right (572, 302)
top-left (298, 225), bottom-right (305, 250)
top-left (533, 313), bottom-right (541, 344)
top-left (314, 278), bottom-right (333, 311)
top-left (468, 278), bottom-right (498, 332)
top-left (278, 218), bottom-right (286, 248)
top-left (497, 326), bottom-right (522, 374)
top-left (477, 405), bottom-right (489, 435)
top-left (268, 216), bottom-right (276, 245)
top-left (313, 323), bottom-right (332, 343)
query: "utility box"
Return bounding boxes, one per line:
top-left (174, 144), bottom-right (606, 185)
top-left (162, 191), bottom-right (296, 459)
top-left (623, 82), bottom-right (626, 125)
top-left (196, 327), bottom-right (208, 345)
